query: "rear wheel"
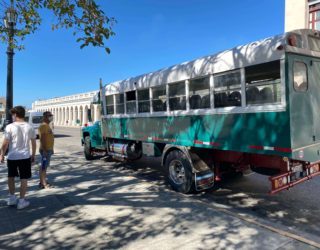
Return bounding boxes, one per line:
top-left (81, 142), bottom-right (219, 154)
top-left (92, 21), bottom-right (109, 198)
top-left (165, 150), bottom-right (193, 193)
top-left (84, 136), bottom-right (94, 160)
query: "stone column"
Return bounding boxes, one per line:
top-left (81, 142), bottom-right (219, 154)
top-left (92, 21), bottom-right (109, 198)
top-left (78, 107), bottom-right (82, 126)
top-left (73, 107), bottom-right (77, 126)
top-left (57, 109), bottom-right (61, 125)
top-left (83, 106), bottom-right (88, 125)
top-left (52, 109), bottom-right (55, 123)
top-left (61, 108), bottom-right (66, 126)
top-left (93, 104), bottom-right (99, 122)
top-left (65, 108), bottom-right (69, 126)
top-left (69, 108), bottom-right (73, 126)
top-left (96, 105), bottom-right (101, 121)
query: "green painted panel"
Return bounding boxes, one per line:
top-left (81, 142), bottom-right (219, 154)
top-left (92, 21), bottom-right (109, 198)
top-left (292, 144), bottom-right (320, 163)
top-left (103, 111), bottom-right (291, 156)
top-left (82, 121), bottom-right (103, 148)
top-left (288, 55), bottom-right (314, 149)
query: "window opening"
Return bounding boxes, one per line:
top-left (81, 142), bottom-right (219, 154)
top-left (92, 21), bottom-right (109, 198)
top-left (214, 71), bottom-right (241, 108)
top-left (169, 82), bottom-right (186, 111)
top-left (115, 94), bottom-right (124, 114)
top-left (293, 62), bottom-right (308, 92)
top-left (152, 85), bottom-right (167, 112)
top-left (138, 89), bottom-right (150, 113)
top-left (189, 77), bottom-right (210, 109)
top-left (106, 95), bottom-right (114, 114)
top-left (245, 61), bottom-right (281, 105)
top-left (126, 91), bottom-right (136, 114)
top-left (309, 3), bottom-right (320, 30)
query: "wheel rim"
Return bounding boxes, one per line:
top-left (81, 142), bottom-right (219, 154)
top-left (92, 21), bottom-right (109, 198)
top-left (169, 160), bottom-right (186, 185)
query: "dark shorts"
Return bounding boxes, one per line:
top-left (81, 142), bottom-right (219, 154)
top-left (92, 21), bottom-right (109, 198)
top-left (7, 158), bottom-right (32, 179)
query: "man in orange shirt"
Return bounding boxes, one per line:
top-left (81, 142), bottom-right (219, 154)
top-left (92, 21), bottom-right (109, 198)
top-left (38, 111), bottom-right (54, 189)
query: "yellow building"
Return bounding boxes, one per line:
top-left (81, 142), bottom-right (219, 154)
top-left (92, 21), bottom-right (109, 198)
top-left (285, 0), bottom-right (320, 31)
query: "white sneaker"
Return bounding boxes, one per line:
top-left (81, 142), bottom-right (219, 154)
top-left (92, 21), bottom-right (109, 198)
top-left (7, 195), bottom-right (17, 206)
top-left (17, 199), bottom-right (30, 210)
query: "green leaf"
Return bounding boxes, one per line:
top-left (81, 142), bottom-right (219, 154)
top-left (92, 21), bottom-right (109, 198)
top-left (0, 0), bottom-right (116, 53)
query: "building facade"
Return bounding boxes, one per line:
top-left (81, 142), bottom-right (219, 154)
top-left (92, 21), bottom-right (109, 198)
top-left (32, 91), bottom-right (101, 126)
top-left (285, 0), bottom-right (320, 31)
top-left (0, 97), bottom-right (6, 119)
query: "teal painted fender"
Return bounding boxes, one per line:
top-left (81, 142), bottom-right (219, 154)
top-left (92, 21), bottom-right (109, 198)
top-left (81, 121), bottom-right (103, 148)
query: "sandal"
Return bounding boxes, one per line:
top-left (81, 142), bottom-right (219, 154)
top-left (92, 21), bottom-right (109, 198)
top-left (39, 183), bottom-right (53, 189)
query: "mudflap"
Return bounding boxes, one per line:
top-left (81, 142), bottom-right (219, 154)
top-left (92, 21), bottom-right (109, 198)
top-left (195, 170), bottom-right (215, 191)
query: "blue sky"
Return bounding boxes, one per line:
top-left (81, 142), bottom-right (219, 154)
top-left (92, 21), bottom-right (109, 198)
top-left (0, 0), bottom-right (285, 108)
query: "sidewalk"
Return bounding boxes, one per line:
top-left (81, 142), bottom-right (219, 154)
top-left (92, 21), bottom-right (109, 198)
top-left (0, 152), bottom-right (317, 249)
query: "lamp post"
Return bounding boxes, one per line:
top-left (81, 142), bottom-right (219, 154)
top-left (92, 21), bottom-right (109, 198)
top-left (4, 3), bottom-right (17, 125)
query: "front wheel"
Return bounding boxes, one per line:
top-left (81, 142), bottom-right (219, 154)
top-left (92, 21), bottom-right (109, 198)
top-left (84, 136), bottom-right (94, 160)
top-left (165, 150), bottom-right (194, 193)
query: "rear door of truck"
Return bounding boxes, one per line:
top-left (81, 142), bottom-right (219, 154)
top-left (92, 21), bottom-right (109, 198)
top-left (289, 55), bottom-right (314, 149)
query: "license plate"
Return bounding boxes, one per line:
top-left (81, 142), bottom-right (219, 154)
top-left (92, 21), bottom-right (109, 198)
top-left (292, 165), bottom-right (303, 173)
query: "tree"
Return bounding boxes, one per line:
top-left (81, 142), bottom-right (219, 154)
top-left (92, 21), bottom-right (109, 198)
top-left (0, 0), bottom-right (116, 53)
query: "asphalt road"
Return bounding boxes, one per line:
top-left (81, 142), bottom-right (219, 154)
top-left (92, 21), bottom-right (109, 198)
top-left (54, 126), bottom-right (320, 245)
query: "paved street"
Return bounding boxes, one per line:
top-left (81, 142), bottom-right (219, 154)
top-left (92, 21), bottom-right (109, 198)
top-left (0, 127), bottom-right (319, 249)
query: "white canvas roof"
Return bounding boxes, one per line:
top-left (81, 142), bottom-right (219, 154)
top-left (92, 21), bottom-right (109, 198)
top-left (104, 29), bottom-right (316, 95)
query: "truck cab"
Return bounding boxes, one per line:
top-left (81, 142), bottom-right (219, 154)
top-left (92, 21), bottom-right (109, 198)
top-left (81, 120), bottom-right (104, 160)
top-left (25, 111), bottom-right (43, 138)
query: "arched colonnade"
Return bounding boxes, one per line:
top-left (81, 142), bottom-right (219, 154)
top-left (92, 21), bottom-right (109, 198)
top-left (32, 91), bottom-right (101, 127)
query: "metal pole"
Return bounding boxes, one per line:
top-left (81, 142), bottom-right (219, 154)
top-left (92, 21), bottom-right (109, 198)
top-left (5, 22), bottom-right (14, 125)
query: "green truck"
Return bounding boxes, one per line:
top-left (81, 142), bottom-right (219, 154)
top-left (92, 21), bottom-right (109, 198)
top-left (82, 29), bottom-right (320, 194)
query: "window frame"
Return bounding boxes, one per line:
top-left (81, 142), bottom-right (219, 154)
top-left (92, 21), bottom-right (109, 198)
top-left (244, 60), bottom-right (282, 106)
top-left (168, 81), bottom-right (187, 111)
top-left (115, 93), bottom-right (125, 114)
top-left (213, 69), bottom-right (242, 109)
top-left (137, 88), bottom-right (150, 113)
top-left (103, 60), bottom-right (286, 118)
top-left (152, 85), bottom-right (167, 113)
top-left (125, 90), bottom-right (137, 114)
top-left (293, 61), bottom-right (308, 92)
top-left (309, 3), bottom-right (320, 30)
top-left (188, 75), bottom-right (211, 110)
top-left (106, 94), bottom-right (115, 115)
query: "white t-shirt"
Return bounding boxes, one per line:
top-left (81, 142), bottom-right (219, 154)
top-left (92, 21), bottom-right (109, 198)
top-left (4, 122), bottom-right (36, 160)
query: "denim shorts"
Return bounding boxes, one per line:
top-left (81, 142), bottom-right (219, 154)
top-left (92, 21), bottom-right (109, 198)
top-left (40, 150), bottom-right (53, 170)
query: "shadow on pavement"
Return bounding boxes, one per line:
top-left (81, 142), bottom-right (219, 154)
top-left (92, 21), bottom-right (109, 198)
top-left (0, 153), bottom-right (306, 249)
top-left (53, 134), bottom-right (72, 138)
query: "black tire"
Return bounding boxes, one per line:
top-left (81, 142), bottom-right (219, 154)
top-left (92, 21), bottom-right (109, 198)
top-left (165, 150), bottom-right (194, 193)
top-left (84, 136), bottom-right (94, 160)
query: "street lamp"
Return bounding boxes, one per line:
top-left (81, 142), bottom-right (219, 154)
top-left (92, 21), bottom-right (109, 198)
top-left (4, 5), bottom-right (17, 125)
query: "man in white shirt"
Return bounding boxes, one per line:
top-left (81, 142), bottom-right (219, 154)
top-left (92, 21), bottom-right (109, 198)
top-left (0, 106), bottom-right (36, 210)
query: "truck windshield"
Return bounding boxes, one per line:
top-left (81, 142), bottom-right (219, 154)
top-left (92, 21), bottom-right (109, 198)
top-left (32, 116), bottom-right (43, 124)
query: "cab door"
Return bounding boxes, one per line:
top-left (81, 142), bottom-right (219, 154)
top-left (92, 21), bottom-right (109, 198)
top-left (289, 56), bottom-right (314, 149)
